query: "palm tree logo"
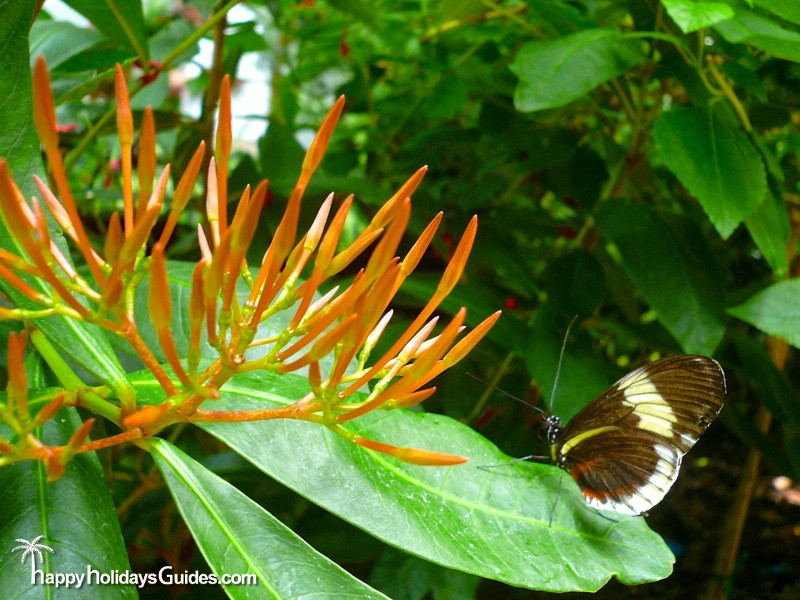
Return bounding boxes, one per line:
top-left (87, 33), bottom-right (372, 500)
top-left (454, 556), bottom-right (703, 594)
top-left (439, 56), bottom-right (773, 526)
top-left (12, 536), bottom-right (54, 579)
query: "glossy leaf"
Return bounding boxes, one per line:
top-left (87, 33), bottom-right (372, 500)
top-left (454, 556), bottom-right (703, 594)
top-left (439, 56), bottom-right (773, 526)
top-left (1, 0), bottom-right (44, 199)
top-left (130, 370), bottom-right (675, 592)
top-left (653, 107), bottom-right (766, 238)
top-left (728, 280), bottom-right (800, 350)
top-left (0, 406), bottom-right (136, 598)
top-left (661, 0), bottom-right (734, 33)
top-left (596, 200), bottom-right (726, 355)
top-left (510, 29), bottom-right (645, 112)
top-left (151, 438), bottom-right (388, 599)
top-left (62, 0), bottom-right (149, 64)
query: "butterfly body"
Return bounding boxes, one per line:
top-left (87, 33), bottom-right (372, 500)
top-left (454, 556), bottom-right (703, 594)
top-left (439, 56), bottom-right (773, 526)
top-left (544, 354), bottom-right (726, 516)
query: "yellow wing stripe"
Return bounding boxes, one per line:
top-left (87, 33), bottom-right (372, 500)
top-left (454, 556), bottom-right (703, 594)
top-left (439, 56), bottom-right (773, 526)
top-left (560, 425), bottom-right (618, 456)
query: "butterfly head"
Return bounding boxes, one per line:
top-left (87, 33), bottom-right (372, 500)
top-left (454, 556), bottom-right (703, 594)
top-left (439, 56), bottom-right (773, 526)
top-left (541, 414), bottom-right (562, 447)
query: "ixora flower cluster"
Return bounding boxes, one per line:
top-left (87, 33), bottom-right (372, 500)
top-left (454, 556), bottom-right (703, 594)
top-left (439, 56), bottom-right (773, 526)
top-left (0, 57), bottom-right (499, 480)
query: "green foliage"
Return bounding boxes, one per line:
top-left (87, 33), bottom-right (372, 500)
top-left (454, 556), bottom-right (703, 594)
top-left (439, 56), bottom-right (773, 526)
top-left (1, 0), bottom-right (799, 597)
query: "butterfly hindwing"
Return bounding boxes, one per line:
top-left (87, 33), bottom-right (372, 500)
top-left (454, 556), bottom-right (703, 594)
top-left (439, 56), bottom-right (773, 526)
top-left (554, 355), bottom-right (725, 515)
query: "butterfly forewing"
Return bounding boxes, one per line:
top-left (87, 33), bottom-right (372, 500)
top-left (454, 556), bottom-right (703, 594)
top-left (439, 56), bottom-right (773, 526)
top-left (555, 355), bottom-right (725, 515)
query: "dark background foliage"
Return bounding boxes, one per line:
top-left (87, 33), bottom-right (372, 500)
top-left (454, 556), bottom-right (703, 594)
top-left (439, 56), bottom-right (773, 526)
top-left (1, 0), bottom-right (799, 598)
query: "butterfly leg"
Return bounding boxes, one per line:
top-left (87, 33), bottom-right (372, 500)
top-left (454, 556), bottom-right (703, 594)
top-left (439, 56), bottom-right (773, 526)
top-left (548, 470), bottom-right (564, 527)
top-left (476, 455), bottom-right (550, 471)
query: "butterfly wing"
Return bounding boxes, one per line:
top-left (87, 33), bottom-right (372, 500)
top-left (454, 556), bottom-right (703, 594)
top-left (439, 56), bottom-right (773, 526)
top-left (556, 355), bottom-right (725, 515)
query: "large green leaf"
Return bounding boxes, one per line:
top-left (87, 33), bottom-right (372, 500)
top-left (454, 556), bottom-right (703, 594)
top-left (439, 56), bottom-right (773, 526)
top-left (653, 107), bottom-right (766, 238)
top-left (510, 29), bottom-right (645, 112)
top-left (130, 370), bottom-right (675, 592)
top-left (596, 200), bottom-right (726, 355)
top-left (151, 439), bottom-right (388, 599)
top-left (728, 279), bottom-right (800, 349)
top-left (714, 8), bottom-right (800, 63)
top-left (0, 406), bottom-right (136, 598)
top-left (661, 0), bottom-right (734, 33)
top-left (62, 0), bottom-right (149, 64)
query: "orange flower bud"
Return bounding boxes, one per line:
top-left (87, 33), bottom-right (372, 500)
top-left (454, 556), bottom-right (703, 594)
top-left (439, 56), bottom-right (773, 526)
top-left (122, 403), bottom-right (170, 428)
top-left (438, 215), bottom-right (477, 296)
top-left (34, 394), bottom-right (65, 426)
top-left (7, 331), bottom-right (28, 416)
top-left (159, 142), bottom-right (205, 247)
top-left (115, 64), bottom-right (133, 145)
top-left (352, 435), bottom-right (468, 466)
top-left (148, 243), bottom-right (171, 332)
top-left (364, 198), bottom-right (410, 281)
top-left (302, 95), bottom-right (345, 177)
top-left (104, 212), bottom-right (123, 264)
top-left (136, 106), bottom-right (157, 216)
top-left (32, 55), bottom-right (58, 151)
top-left (67, 418), bottom-right (95, 451)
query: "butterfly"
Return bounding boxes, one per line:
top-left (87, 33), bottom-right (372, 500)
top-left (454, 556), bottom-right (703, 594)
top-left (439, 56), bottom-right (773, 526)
top-left (542, 354), bottom-right (726, 516)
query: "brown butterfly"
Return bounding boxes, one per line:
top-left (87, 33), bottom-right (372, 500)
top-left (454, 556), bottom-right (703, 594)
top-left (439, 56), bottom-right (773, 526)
top-left (543, 355), bottom-right (726, 515)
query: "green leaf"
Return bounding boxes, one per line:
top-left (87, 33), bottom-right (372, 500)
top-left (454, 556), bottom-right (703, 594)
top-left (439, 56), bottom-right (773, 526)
top-left (653, 107), bottom-right (767, 238)
top-left (130, 370), bottom-right (675, 592)
top-left (1, 0), bottom-right (44, 199)
top-left (744, 191), bottom-right (790, 277)
top-left (661, 0), bottom-right (734, 33)
top-left (151, 438), bottom-right (388, 599)
top-left (728, 279), bottom-right (800, 349)
top-left (596, 200), bottom-right (726, 355)
top-left (714, 8), bottom-right (800, 63)
top-left (0, 407), bottom-right (136, 598)
top-left (369, 547), bottom-right (479, 600)
top-left (29, 21), bottom-right (104, 70)
top-left (62, 0), bottom-right (149, 63)
top-left (751, 0), bottom-right (800, 26)
top-left (510, 29), bottom-right (645, 112)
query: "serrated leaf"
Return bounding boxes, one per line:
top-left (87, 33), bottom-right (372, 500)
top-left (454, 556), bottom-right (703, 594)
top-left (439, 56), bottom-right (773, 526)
top-left (661, 0), bottom-right (734, 33)
top-left (596, 200), bottom-right (726, 355)
top-left (728, 279), bottom-right (800, 349)
top-left (510, 29), bottom-right (645, 112)
top-left (714, 8), bottom-right (800, 63)
top-left (151, 439), bottom-right (388, 600)
top-left (0, 407), bottom-right (136, 599)
top-left (62, 0), bottom-right (149, 63)
top-left (653, 107), bottom-right (766, 238)
top-left (130, 370), bottom-right (675, 592)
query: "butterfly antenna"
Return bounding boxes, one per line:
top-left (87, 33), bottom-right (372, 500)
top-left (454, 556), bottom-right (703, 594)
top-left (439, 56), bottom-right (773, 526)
top-left (466, 372), bottom-right (544, 414)
top-left (549, 315), bottom-right (579, 414)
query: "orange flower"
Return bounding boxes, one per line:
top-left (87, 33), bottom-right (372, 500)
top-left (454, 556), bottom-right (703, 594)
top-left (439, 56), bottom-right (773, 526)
top-left (0, 58), bottom-right (500, 475)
